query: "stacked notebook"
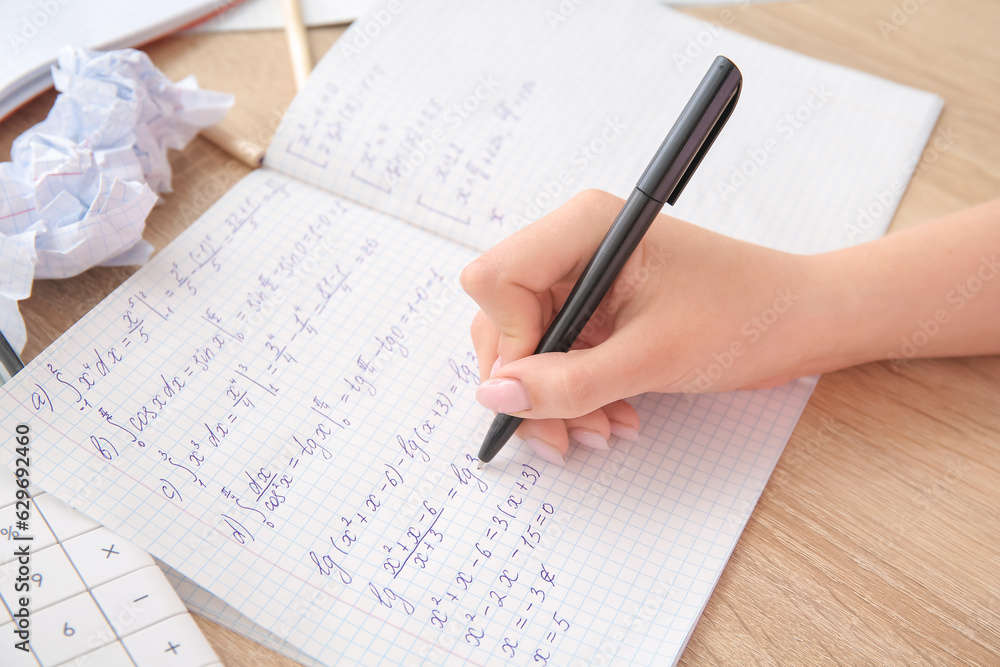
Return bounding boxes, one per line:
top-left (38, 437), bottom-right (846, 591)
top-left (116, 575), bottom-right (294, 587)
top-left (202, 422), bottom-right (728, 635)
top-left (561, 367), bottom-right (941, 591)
top-left (0, 0), bottom-right (242, 119)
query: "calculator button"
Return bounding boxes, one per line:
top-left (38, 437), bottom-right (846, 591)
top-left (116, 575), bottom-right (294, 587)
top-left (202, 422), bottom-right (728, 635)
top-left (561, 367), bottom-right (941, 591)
top-left (34, 493), bottom-right (100, 542)
top-left (91, 565), bottom-right (187, 637)
top-left (61, 527), bottom-right (153, 587)
top-left (31, 594), bottom-right (116, 665)
top-left (0, 543), bottom-right (87, 611)
top-left (0, 503), bottom-right (57, 563)
top-left (56, 640), bottom-right (135, 667)
top-left (0, 621), bottom-right (41, 665)
top-left (121, 613), bottom-right (220, 666)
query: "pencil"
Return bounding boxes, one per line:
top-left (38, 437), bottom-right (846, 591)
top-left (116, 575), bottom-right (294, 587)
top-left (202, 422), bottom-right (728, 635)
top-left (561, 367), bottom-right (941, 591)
top-left (201, 125), bottom-right (266, 169)
top-left (281, 0), bottom-right (313, 91)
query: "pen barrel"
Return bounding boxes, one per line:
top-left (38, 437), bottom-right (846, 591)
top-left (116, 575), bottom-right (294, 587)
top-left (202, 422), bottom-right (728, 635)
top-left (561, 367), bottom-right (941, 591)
top-left (534, 189), bottom-right (663, 354)
top-left (637, 55), bottom-right (742, 205)
top-left (0, 330), bottom-right (24, 380)
top-left (533, 56), bottom-right (742, 356)
top-left (478, 56), bottom-right (741, 465)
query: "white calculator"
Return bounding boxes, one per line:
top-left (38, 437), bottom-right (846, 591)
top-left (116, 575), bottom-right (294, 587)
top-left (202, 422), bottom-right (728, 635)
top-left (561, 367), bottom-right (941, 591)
top-left (0, 471), bottom-right (223, 666)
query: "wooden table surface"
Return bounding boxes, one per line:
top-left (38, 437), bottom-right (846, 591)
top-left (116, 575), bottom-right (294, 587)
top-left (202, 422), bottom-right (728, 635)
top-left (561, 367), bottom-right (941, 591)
top-left (2, 1), bottom-right (997, 665)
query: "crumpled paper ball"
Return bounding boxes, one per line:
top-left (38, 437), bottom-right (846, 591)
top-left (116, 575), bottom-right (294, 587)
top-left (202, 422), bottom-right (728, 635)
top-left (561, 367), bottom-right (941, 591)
top-left (0, 46), bottom-right (234, 353)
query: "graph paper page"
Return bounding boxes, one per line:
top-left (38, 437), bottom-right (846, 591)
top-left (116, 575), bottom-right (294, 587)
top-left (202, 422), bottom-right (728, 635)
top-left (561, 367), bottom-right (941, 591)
top-left (0, 168), bottom-right (815, 665)
top-left (267, 0), bottom-right (942, 255)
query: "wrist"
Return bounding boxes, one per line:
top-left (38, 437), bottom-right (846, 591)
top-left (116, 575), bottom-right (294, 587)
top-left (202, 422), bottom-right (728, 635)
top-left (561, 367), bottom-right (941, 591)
top-left (787, 243), bottom-right (905, 377)
top-left (773, 250), bottom-right (871, 380)
top-left (719, 249), bottom-right (850, 390)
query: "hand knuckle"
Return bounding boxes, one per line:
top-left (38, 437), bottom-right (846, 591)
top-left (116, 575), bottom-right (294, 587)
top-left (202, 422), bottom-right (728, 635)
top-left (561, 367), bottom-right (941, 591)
top-left (459, 255), bottom-right (494, 296)
top-left (559, 355), bottom-right (597, 418)
top-left (574, 188), bottom-right (606, 206)
top-left (574, 188), bottom-right (620, 215)
top-left (470, 311), bottom-right (491, 338)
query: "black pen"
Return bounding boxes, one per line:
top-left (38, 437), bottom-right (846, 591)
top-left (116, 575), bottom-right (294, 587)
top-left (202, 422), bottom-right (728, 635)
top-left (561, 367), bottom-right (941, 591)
top-left (476, 55), bottom-right (742, 468)
top-left (0, 329), bottom-right (25, 385)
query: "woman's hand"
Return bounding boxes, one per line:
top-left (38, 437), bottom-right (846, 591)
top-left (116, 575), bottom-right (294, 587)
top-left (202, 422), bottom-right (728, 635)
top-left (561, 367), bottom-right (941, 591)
top-left (461, 189), bottom-right (818, 465)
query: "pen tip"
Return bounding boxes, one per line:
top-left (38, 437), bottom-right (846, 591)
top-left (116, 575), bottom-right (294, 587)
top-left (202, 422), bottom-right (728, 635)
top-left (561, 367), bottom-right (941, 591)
top-left (477, 461), bottom-right (486, 470)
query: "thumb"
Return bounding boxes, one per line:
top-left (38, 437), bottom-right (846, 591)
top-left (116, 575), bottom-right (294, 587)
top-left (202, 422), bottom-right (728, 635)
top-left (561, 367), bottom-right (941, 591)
top-left (476, 333), bottom-right (649, 420)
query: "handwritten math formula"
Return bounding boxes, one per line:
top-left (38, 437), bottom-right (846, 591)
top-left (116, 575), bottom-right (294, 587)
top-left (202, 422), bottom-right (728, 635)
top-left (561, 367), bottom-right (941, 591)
top-left (280, 58), bottom-right (539, 235)
top-left (13, 173), bottom-right (582, 664)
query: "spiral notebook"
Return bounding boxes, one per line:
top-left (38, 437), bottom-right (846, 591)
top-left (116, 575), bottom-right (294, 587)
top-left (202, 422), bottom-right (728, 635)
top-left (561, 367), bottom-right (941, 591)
top-left (0, 0), bottom-right (942, 664)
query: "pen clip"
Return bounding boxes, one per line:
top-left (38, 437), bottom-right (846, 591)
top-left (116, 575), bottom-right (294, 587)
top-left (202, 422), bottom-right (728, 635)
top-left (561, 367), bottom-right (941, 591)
top-left (666, 62), bottom-right (742, 206)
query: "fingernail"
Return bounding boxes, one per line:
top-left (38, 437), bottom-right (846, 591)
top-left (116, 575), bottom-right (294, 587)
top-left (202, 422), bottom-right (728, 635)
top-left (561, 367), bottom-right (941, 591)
top-left (610, 422), bottom-right (639, 442)
top-left (489, 357), bottom-right (502, 378)
top-left (525, 437), bottom-right (565, 466)
top-left (476, 378), bottom-right (531, 413)
top-left (569, 428), bottom-right (609, 450)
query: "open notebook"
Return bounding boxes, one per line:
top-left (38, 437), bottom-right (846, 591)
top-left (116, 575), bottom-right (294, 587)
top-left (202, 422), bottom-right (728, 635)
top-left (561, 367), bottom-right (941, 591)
top-left (0, 0), bottom-right (942, 664)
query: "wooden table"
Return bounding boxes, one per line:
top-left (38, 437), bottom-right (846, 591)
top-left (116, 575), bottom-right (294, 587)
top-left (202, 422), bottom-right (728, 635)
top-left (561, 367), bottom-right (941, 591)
top-left (2, 1), bottom-right (997, 664)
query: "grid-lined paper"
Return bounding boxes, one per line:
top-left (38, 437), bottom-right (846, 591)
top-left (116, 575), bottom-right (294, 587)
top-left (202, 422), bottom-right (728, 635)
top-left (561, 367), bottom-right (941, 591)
top-left (0, 0), bottom-right (944, 664)
top-left (0, 170), bottom-right (818, 665)
top-left (267, 0), bottom-right (942, 254)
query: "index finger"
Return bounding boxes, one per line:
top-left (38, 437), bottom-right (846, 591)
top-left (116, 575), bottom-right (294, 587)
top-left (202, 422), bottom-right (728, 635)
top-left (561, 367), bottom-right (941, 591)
top-left (459, 190), bottom-right (625, 364)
